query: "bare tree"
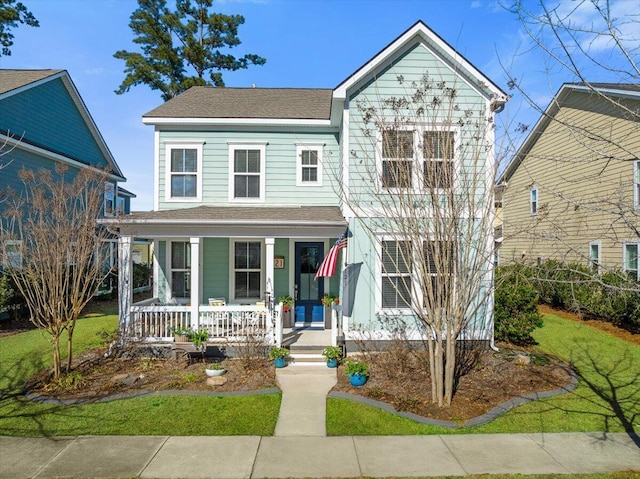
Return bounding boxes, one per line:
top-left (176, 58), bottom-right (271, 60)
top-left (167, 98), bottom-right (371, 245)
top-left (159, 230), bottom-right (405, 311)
top-left (1, 164), bottom-right (114, 378)
top-left (337, 75), bottom-right (502, 407)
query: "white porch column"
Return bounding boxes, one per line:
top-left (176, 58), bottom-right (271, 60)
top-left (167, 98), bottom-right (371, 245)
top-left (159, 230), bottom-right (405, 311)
top-left (190, 237), bottom-right (201, 330)
top-left (118, 235), bottom-right (133, 335)
top-left (265, 237), bottom-right (275, 303)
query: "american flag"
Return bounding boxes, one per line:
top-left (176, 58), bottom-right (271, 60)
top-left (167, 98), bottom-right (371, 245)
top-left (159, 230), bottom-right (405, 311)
top-left (315, 227), bottom-right (349, 280)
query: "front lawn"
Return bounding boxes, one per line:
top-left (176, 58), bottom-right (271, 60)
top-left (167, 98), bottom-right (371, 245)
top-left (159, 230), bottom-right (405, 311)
top-left (327, 312), bottom-right (640, 435)
top-left (0, 307), bottom-right (280, 436)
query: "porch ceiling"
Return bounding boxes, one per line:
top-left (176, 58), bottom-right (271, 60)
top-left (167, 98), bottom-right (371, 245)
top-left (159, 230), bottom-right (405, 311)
top-left (101, 205), bottom-right (347, 238)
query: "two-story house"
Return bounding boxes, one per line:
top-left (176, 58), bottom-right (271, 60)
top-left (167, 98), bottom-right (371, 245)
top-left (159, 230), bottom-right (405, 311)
top-left (105, 21), bottom-right (508, 349)
top-left (0, 69), bottom-right (131, 280)
top-left (499, 83), bottom-right (640, 278)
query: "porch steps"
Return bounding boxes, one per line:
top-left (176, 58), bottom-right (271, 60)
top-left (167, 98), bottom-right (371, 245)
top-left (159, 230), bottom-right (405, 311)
top-left (288, 346), bottom-right (326, 366)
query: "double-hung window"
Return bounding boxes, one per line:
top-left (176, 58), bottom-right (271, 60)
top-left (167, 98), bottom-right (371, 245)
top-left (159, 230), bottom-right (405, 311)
top-left (170, 241), bottom-right (191, 299)
top-left (296, 144), bottom-right (323, 186)
top-left (381, 240), bottom-right (412, 309)
top-left (530, 187), bottom-right (538, 215)
top-left (589, 241), bottom-right (601, 272)
top-left (634, 160), bottom-right (640, 209)
top-left (3, 241), bottom-right (22, 269)
top-left (381, 130), bottom-right (413, 188)
top-left (423, 240), bottom-right (455, 302)
top-left (229, 143), bottom-right (266, 202)
top-left (423, 131), bottom-right (454, 189)
top-left (623, 242), bottom-right (639, 281)
top-left (233, 241), bottom-right (262, 299)
top-left (165, 142), bottom-right (203, 201)
top-left (104, 183), bottom-right (115, 217)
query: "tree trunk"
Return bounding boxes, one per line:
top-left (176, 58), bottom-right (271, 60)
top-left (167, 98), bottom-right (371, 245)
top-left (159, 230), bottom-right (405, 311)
top-left (66, 322), bottom-right (75, 373)
top-left (444, 332), bottom-right (456, 406)
top-left (52, 334), bottom-right (61, 379)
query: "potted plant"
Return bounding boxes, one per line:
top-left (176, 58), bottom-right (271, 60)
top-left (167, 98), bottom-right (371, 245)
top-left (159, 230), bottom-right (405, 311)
top-left (269, 346), bottom-right (290, 368)
top-left (322, 345), bottom-right (342, 368)
top-left (321, 293), bottom-right (339, 308)
top-left (205, 363), bottom-right (226, 377)
top-left (343, 357), bottom-right (369, 386)
top-left (190, 329), bottom-right (209, 351)
top-left (171, 327), bottom-right (191, 343)
top-left (278, 295), bottom-right (293, 328)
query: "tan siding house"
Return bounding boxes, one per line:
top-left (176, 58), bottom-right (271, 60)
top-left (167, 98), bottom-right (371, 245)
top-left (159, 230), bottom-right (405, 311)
top-left (499, 83), bottom-right (640, 278)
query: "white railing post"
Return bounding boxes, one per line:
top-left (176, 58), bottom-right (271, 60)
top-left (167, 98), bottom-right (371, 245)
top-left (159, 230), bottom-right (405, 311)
top-left (118, 235), bottom-right (133, 336)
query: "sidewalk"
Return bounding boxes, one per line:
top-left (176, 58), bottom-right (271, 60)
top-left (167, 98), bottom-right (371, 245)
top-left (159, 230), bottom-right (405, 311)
top-left (1, 432), bottom-right (638, 478)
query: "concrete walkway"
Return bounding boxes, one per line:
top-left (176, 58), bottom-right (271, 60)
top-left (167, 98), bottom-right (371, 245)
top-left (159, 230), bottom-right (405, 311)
top-left (1, 432), bottom-right (638, 478)
top-left (274, 364), bottom-right (337, 436)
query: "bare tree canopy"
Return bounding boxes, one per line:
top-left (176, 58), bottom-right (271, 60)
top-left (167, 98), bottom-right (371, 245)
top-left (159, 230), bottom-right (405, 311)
top-left (114, 0), bottom-right (266, 101)
top-left (1, 165), bottom-right (114, 378)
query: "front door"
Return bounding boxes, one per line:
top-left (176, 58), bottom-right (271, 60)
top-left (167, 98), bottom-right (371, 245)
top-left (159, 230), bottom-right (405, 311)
top-left (294, 242), bottom-right (324, 324)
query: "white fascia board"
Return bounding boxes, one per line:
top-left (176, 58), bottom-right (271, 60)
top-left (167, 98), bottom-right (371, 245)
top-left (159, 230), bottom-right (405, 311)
top-left (101, 218), bottom-right (346, 227)
top-left (142, 117), bottom-right (332, 127)
top-left (567, 83), bottom-right (640, 101)
top-left (0, 133), bottom-right (126, 182)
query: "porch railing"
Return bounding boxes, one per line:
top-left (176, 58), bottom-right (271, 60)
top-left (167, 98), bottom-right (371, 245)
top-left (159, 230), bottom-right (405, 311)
top-left (129, 299), bottom-right (283, 346)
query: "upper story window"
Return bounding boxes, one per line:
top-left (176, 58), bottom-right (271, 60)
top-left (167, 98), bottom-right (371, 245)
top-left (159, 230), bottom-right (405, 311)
top-left (623, 242), bottom-right (639, 281)
top-left (296, 144), bottom-right (324, 186)
top-left (229, 143), bottom-right (266, 202)
top-left (423, 131), bottom-right (454, 189)
top-left (116, 197), bottom-right (125, 216)
top-left (379, 128), bottom-right (456, 191)
top-left (381, 129), bottom-right (413, 188)
top-left (3, 240), bottom-right (22, 269)
top-left (165, 142), bottom-right (203, 202)
top-left (104, 183), bottom-right (115, 217)
top-left (634, 160), bottom-right (640, 209)
top-left (530, 187), bottom-right (538, 215)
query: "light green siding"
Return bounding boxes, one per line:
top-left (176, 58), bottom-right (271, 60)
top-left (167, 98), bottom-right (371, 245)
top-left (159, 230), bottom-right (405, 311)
top-left (202, 238), bottom-right (230, 301)
top-left (157, 130), bottom-right (340, 209)
top-left (274, 238), bottom-right (290, 300)
top-left (157, 241), bottom-right (167, 299)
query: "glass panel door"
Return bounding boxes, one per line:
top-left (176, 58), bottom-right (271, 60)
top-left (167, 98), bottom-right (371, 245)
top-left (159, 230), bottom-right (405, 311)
top-left (295, 242), bottom-right (324, 323)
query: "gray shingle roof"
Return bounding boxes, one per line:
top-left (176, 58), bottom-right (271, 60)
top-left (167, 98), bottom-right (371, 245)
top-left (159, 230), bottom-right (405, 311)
top-left (0, 69), bottom-right (64, 95)
top-left (114, 206), bottom-right (345, 224)
top-left (143, 87), bottom-right (333, 120)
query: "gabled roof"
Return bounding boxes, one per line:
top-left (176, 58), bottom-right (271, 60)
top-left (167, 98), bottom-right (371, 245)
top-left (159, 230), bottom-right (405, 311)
top-left (499, 82), bottom-right (640, 184)
top-left (0, 69), bottom-right (125, 181)
top-left (143, 87), bottom-right (333, 125)
top-left (334, 20), bottom-right (508, 106)
top-left (0, 69), bottom-right (64, 95)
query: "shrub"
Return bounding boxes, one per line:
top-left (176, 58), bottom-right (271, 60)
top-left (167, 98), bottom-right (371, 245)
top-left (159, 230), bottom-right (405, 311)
top-left (494, 265), bottom-right (543, 345)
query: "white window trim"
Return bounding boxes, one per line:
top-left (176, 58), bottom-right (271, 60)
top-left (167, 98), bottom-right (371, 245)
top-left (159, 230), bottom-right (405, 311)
top-left (623, 241), bottom-right (640, 281)
top-left (634, 160), bottom-right (640, 210)
top-left (228, 142), bottom-right (267, 203)
top-left (588, 240), bottom-right (601, 273)
top-left (376, 235), bottom-right (414, 316)
top-left (295, 143), bottom-right (324, 187)
top-left (168, 240), bottom-right (191, 302)
top-left (228, 238), bottom-right (265, 302)
top-left (376, 125), bottom-right (459, 194)
top-left (3, 240), bottom-right (22, 269)
top-left (530, 187), bottom-right (538, 216)
top-left (164, 141), bottom-right (204, 203)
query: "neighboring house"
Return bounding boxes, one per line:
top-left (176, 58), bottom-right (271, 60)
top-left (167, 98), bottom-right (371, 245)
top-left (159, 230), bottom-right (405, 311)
top-left (499, 83), bottom-right (640, 277)
top-left (103, 21), bottom-right (508, 348)
top-left (0, 69), bottom-right (130, 274)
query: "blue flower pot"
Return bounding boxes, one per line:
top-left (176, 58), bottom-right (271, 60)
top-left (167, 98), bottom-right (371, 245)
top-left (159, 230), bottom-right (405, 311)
top-left (274, 357), bottom-right (286, 368)
top-left (349, 373), bottom-right (368, 386)
top-left (326, 358), bottom-right (338, 368)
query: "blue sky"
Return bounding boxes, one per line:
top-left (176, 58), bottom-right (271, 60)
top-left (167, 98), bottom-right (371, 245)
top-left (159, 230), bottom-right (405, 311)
top-left (1, 0), bottom-right (633, 209)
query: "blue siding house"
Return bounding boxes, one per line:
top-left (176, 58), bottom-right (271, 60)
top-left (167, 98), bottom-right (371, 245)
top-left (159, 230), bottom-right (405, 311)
top-left (0, 69), bottom-right (131, 279)
top-left (105, 21), bottom-right (508, 349)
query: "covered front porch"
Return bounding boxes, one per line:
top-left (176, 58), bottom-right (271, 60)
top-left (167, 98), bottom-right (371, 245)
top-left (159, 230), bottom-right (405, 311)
top-left (104, 206), bottom-right (347, 347)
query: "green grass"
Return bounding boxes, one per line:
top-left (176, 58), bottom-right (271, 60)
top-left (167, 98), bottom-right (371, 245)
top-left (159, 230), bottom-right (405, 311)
top-left (327, 313), bottom-right (640, 435)
top-left (0, 307), bottom-right (281, 436)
